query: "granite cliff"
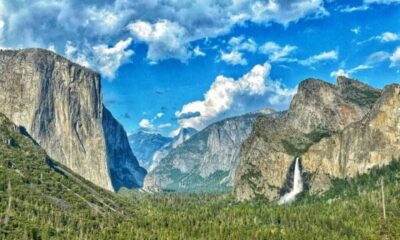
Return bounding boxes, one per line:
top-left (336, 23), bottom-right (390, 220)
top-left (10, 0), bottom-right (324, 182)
top-left (0, 48), bottom-right (146, 191)
top-left (302, 83), bottom-right (400, 193)
top-left (144, 110), bottom-right (274, 192)
top-left (234, 77), bottom-right (382, 200)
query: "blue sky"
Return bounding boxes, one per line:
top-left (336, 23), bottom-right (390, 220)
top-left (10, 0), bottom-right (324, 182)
top-left (0, 0), bottom-right (399, 136)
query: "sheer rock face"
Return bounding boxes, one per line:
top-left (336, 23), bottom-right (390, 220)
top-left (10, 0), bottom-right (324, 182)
top-left (0, 48), bottom-right (145, 191)
top-left (144, 112), bottom-right (271, 192)
top-left (234, 77), bottom-right (381, 201)
top-left (302, 84), bottom-right (400, 193)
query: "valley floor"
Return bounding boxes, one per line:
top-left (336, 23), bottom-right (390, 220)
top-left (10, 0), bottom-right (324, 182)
top-left (1, 167), bottom-right (400, 240)
top-left (1, 117), bottom-right (399, 239)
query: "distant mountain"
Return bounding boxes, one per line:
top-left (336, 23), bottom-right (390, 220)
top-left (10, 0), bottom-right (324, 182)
top-left (0, 48), bottom-right (146, 191)
top-left (234, 77), bottom-right (386, 201)
top-left (129, 127), bottom-right (197, 172)
top-left (129, 130), bottom-right (172, 170)
top-left (144, 109), bottom-right (275, 192)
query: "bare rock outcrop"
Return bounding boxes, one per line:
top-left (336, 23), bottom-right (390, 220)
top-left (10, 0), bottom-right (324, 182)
top-left (0, 48), bottom-right (145, 191)
top-left (234, 77), bottom-right (381, 200)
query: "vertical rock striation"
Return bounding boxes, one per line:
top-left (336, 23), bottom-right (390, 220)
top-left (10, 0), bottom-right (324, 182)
top-left (234, 77), bottom-right (382, 201)
top-left (0, 48), bottom-right (145, 191)
top-left (302, 84), bottom-right (400, 193)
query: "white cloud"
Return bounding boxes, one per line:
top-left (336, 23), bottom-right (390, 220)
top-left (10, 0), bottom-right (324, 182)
top-left (331, 51), bottom-right (390, 78)
top-left (139, 119), bottom-right (153, 129)
top-left (0, 0), bottom-right (329, 67)
top-left (378, 32), bottom-right (400, 42)
top-left (193, 46), bottom-right (206, 57)
top-left (340, 5), bottom-right (369, 12)
top-left (64, 38), bottom-right (134, 79)
top-left (158, 123), bottom-right (172, 129)
top-left (92, 38), bottom-right (134, 79)
top-left (64, 41), bottom-right (91, 68)
top-left (127, 20), bottom-right (190, 63)
top-left (175, 62), bottom-right (296, 130)
top-left (299, 50), bottom-right (338, 66)
top-left (220, 50), bottom-right (248, 65)
top-left (228, 36), bottom-right (258, 53)
top-left (358, 32), bottom-right (400, 45)
top-left (340, 0), bottom-right (400, 13)
top-left (259, 41), bottom-right (297, 62)
top-left (247, 0), bottom-right (328, 26)
top-left (351, 27), bottom-right (361, 34)
top-left (365, 51), bottom-right (390, 65)
top-left (330, 69), bottom-right (349, 78)
top-left (390, 47), bottom-right (400, 67)
top-left (139, 112), bottom-right (168, 130)
top-left (364, 0), bottom-right (400, 4)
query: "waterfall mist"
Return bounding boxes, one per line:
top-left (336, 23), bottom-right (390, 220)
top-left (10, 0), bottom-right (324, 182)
top-left (278, 157), bottom-right (303, 205)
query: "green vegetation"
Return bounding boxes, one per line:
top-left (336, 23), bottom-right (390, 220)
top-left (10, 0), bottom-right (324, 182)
top-left (341, 84), bottom-right (381, 108)
top-left (162, 168), bottom-right (230, 193)
top-left (282, 128), bottom-right (332, 156)
top-left (1, 115), bottom-right (399, 239)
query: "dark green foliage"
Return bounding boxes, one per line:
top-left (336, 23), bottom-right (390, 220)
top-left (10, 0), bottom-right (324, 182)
top-left (341, 84), bottom-right (381, 109)
top-left (1, 114), bottom-right (399, 239)
top-left (282, 128), bottom-right (332, 156)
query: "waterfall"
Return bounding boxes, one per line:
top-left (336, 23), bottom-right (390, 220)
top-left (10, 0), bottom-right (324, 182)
top-left (278, 157), bottom-right (303, 205)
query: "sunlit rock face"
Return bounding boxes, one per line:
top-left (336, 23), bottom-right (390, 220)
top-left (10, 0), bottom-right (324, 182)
top-left (234, 77), bottom-right (382, 201)
top-left (0, 48), bottom-right (146, 191)
top-left (144, 111), bottom-right (273, 193)
top-left (302, 84), bottom-right (400, 193)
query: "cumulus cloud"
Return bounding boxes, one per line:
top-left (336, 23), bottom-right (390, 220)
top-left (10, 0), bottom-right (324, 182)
top-left (92, 38), bottom-right (134, 79)
top-left (139, 119), bottom-right (153, 129)
top-left (390, 47), bottom-right (400, 67)
top-left (64, 41), bottom-right (91, 68)
top-left (377, 32), bottom-right (400, 42)
top-left (299, 50), bottom-right (338, 66)
top-left (64, 38), bottom-right (134, 79)
top-left (259, 41), bottom-right (297, 62)
top-left (0, 0), bottom-right (330, 68)
top-left (220, 50), bottom-right (248, 65)
top-left (330, 69), bottom-right (350, 78)
top-left (127, 20), bottom-right (190, 63)
top-left (228, 36), bottom-right (258, 53)
top-left (219, 35), bottom-right (259, 65)
top-left (358, 32), bottom-right (400, 45)
top-left (175, 63), bottom-right (297, 130)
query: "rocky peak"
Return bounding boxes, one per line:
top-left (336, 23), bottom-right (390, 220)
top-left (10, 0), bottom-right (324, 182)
top-left (172, 127), bottom-right (198, 148)
top-left (302, 83), bottom-right (400, 193)
top-left (234, 77), bottom-right (383, 201)
top-left (0, 48), bottom-right (145, 191)
top-left (286, 77), bottom-right (377, 133)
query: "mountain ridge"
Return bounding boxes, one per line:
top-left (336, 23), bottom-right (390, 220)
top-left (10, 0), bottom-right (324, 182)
top-left (233, 76), bottom-right (386, 201)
